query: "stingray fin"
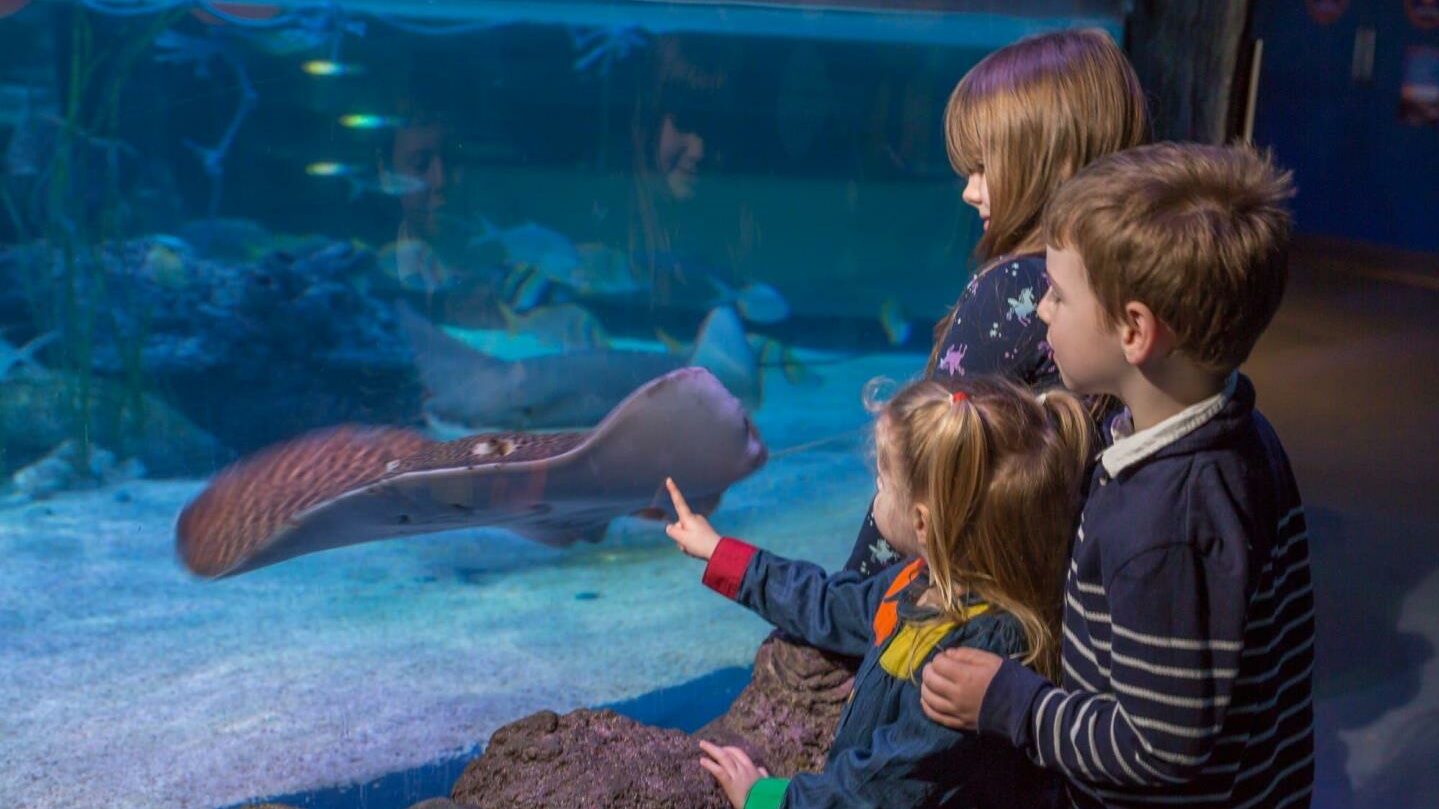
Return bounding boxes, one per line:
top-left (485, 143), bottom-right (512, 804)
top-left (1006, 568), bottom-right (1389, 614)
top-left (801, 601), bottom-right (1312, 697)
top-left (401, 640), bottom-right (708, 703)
top-left (644, 482), bottom-right (725, 520)
top-left (687, 306), bottom-right (760, 410)
top-left (512, 519), bottom-right (610, 547)
top-left (655, 327), bottom-right (689, 356)
top-left (395, 302), bottom-right (508, 394)
top-left (685, 491), bottom-right (724, 516)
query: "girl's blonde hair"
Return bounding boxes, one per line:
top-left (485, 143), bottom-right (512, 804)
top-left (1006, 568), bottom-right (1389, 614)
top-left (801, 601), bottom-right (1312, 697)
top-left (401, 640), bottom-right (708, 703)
top-left (927, 28), bottom-right (1148, 376)
top-left (876, 377), bottom-right (1092, 681)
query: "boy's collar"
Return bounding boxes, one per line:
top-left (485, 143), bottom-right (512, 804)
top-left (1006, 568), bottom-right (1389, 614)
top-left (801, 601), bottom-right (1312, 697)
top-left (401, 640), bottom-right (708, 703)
top-left (1101, 372), bottom-right (1238, 478)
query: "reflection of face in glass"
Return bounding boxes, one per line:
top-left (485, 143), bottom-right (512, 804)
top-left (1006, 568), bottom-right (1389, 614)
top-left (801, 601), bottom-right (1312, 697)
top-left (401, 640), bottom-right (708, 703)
top-left (655, 113), bottom-right (705, 201)
top-left (388, 122), bottom-right (454, 239)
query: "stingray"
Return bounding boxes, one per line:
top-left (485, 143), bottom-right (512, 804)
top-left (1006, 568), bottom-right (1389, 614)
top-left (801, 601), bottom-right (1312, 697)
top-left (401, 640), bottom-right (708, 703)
top-left (398, 302), bottom-right (760, 431)
top-left (176, 367), bottom-right (766, 579)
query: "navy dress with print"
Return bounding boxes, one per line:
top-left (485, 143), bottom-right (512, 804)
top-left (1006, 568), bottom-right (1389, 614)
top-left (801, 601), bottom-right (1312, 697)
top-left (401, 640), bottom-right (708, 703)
top-left (843, 254), bottom-right (1057, 576)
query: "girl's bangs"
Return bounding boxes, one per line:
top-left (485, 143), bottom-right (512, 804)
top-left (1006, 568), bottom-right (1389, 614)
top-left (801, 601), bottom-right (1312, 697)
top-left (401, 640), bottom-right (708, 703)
top-left (944, 83), bottom-right (987, 176)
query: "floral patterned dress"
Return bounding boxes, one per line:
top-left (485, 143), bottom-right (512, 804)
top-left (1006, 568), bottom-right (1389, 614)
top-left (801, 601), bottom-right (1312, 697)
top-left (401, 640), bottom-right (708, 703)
top-left (842, 253), bottom-right (1059, 576)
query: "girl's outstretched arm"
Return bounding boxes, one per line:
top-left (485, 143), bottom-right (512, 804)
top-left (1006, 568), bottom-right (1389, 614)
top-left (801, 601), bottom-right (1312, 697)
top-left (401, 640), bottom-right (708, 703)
top-left (664, 478), bottom-right (908, 658)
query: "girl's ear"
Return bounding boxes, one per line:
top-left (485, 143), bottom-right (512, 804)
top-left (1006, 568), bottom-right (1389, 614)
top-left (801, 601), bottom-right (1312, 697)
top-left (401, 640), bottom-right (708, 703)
top-left (912, 502), bottom-right (931, 548)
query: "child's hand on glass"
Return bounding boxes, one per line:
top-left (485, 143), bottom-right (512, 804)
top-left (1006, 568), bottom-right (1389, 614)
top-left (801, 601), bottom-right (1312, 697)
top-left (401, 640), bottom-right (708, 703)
top-left (920, 647), bottom-right (1004, 729)
top-left (664, 477), bottom-right (722, 560)
top-left (698, 740), bottom-right (769, 809)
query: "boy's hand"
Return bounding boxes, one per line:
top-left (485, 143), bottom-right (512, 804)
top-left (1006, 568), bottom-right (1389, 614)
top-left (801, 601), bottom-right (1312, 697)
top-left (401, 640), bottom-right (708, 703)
top-left (920, 648), bottom-right (1003, 730)
top-left (698, 740), bottom-right (769, 809)
top-left (665, 477), bottom-right (722, 560)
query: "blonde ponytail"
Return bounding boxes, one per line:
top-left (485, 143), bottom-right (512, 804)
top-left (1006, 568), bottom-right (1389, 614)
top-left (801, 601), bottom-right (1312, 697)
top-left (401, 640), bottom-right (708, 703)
top-left (877, 377), bottom-right (1091, 683)
top-left (1039, 389), bottom-right (1094, 480)
top-left (921, 396), bottom-right (990, 621)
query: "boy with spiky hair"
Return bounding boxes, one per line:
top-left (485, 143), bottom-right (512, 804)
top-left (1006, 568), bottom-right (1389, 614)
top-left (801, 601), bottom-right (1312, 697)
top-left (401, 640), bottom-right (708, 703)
top-left (920, 143), bottom-right (1315, 809)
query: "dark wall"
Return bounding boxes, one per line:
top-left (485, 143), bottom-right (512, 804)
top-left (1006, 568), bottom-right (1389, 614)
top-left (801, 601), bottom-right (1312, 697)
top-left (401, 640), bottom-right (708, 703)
top-left (1251, 1), bottom-right (1439, 253)
top-left (1126, 0), bottom-right (1252, 143)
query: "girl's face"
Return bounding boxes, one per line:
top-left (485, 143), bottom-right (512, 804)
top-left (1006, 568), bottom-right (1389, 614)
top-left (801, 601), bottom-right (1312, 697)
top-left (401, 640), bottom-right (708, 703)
top-left (657, 114), bottom-right (705, 200)
top-left (961, 169), bottom-right (991, 232)
top-left (873, 420), bottom-right (925, 560)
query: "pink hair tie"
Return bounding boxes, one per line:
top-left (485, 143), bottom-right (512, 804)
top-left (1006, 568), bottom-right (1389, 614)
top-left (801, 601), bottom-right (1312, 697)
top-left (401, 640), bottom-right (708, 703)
top-left (951, 390), bottom-right (968, 404)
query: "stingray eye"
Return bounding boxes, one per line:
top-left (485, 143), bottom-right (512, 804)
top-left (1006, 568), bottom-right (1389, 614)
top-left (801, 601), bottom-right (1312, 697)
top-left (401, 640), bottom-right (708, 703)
top-left (495, 438), bottom-right (516, 456)
top-left (471, 440), bottom-right (497, 457)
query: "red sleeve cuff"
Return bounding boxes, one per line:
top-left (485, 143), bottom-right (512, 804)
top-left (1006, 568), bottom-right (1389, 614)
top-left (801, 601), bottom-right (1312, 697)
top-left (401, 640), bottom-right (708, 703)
top-left (702, 537), bottom-right (757, 600)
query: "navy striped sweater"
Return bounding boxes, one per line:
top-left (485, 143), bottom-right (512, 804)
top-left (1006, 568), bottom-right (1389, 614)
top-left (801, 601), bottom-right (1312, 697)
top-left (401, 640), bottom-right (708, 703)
top-left (979, 374), bottom-right (1315, 808)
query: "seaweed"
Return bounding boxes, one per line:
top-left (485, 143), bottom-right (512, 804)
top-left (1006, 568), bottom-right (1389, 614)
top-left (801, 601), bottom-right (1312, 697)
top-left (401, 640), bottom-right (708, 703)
top-left (9, 4), bottom-right (183, 477)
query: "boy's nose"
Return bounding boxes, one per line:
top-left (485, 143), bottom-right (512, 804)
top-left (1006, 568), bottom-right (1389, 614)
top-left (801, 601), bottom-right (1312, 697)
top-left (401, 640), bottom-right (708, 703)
top-left (1037, 291), bottom-right (1054, 324)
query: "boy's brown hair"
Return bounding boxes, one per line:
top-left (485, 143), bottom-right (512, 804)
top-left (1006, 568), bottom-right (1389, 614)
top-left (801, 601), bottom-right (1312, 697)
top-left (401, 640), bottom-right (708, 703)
top-left (1043, 142), bottom-right (1297, 373)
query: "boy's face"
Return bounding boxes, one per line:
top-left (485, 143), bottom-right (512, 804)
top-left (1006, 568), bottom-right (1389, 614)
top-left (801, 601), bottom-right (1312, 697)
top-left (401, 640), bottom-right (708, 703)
top-left (1038, 246), bottom-right (1128, 396)
top-left (390, 123), bottom-right (456, 239)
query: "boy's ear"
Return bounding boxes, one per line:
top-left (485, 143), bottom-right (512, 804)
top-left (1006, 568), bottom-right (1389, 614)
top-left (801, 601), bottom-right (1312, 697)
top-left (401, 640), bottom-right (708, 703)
top-left (1118, 300), bottom-right (1176, 367)
top-left (912, 502), bottom-right (930, 548)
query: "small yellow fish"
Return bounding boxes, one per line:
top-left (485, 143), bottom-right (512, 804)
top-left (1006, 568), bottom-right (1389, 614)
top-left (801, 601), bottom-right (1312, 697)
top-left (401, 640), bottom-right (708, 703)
top-left (305, 161), bottom-right (349, 177)
top-left (140, 236), bottom-right (192, 289)
top-left (339, 113), bottom-right (406, 130)
top-left (501, 265), bottom-right (550, 312)
top-left (302, 60), bottom-right (366, 77)
top-left (879, 298), bottom-right (912, 346)
top-left (753, 336), bottom-right (815, 386)
top-left (655, 327), bottom-right (688, 356)
top-left (499, 303), bottom-right (610, 350)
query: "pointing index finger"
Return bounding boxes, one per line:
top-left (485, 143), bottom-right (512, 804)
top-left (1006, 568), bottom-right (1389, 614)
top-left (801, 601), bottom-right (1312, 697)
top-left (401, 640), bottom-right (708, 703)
top-left (666, 477), bottom-right (695, 521)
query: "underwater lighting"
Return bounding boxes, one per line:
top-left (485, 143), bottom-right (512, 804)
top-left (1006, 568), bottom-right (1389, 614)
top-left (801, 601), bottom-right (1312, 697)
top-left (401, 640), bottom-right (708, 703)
top-left (304, 161), bottom-right (348, 176)
top-left (339, 113), bottom-right (405, 129)
top-left (302, 60), bottom-right (365, 77)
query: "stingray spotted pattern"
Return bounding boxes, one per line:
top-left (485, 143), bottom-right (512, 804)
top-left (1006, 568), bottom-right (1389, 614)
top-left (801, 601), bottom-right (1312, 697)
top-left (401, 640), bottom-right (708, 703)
top-left (175, 368), bottom-right (767, 579)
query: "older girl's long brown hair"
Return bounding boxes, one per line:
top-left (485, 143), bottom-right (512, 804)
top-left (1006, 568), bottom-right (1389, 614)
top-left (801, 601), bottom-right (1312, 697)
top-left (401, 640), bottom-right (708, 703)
top-left (927, 29), bottom-right (1149, 377)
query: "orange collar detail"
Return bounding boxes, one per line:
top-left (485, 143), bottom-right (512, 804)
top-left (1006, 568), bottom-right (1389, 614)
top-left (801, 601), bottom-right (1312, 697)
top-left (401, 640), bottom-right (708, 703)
top-left (871, 558), bottom-right (926, 646)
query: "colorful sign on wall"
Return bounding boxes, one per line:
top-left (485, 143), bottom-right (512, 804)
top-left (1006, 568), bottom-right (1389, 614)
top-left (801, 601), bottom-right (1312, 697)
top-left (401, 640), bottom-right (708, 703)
top-left (1407, 0), bottom-right (1439, 31)
top-left (1400, 45), bottom-right (1439, 124)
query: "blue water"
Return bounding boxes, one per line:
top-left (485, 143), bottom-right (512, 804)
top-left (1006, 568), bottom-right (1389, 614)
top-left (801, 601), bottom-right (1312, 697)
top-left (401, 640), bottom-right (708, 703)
top-left (0, 3), bottom-right (1435, 809)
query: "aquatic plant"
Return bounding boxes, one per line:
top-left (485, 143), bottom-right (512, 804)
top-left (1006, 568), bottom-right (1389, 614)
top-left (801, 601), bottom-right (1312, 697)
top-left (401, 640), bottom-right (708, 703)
top-left (570, 23), bottom-right (650, 76)
top-left (152, 29), bottom-right (255, 218)
top-left (568, 23), bottom-right (651, 170)
top-left (144, 3), bottom-right (368, 214)
top-left (2, 5), bottom-right (184, 478)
